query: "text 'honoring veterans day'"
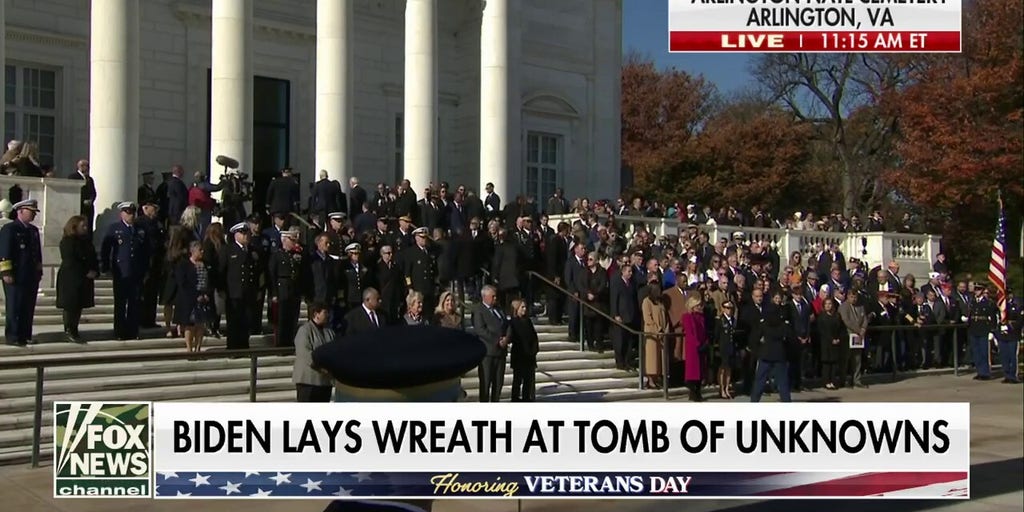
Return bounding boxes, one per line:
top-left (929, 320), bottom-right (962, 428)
top-left (668, 0), bottom-right (963, 52)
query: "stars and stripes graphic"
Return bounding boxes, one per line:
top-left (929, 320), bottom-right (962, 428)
top-left (153, 471), bottom-right (968, 499)
top-left (989, 193), bottom-right (1008, 321)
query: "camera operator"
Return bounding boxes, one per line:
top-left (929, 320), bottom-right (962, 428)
top-left (218, 169), bottom-right (251, 229)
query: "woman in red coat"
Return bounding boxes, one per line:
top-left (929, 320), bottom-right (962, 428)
top-left (681, 294), bottom-right (708, 401)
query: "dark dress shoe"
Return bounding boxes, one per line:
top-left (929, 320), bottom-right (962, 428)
top-left (5, 340), bottom-right (27, 347)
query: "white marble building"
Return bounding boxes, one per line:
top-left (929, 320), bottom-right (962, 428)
top-left (2, 0), bottom-right (622, 215)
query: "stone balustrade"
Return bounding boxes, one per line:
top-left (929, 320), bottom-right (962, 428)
top-left (547, 213), bottom-right (942, 280)
top-left (0, 175), bottom-right (84, 283)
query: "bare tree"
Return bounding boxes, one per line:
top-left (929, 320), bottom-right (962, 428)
top-left (752, 54), bottom-right (909, 214)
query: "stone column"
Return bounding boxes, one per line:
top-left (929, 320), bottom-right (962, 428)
top-left (479, 0), bottom-right (519, 200)
top-left (403, 0), bottom-right (437, 192)
top-left (209, 0), bottom-right (253, 183)
top-left (89, 0), bottom-right (140, 215)
top-left (315, 0), bottom-right (353, 186)
top-left (0, 0), bottom-right (5, 142)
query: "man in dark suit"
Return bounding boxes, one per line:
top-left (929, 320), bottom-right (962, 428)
top-left (308, 233), bottom-right (343, 329)
top-left (545, 222), bottom-right (570, 325)
top-left (137, 171), bottom-right (156, 209)
top-left (750, 304), bottom-right (792, 402)
top-left (609, 264), bottom-right (639, 370)
top-left (311, 170), bottom-right (345, 223)
top-left (348, 177), bottom-right (368, 220)
top-left (69, 160), bottom-right (96, 231)
top-left (738, 288), bottom-right (768, 395)
top-left (483, 182), bottom-right (501, 222)
top-left (787, 285), bottom-right (814, 390)
top-left (472, 285), bottom-right (508, 402)
top-left (265, 167), bottom-right (300, 216)
top-left (564, 241), bottom-right (588, 343)
top-left (373, 245), bottom-right (405, 323)
top-left (343, 287), bottom-right (384, 335)
top-left (165, 165), bottom-right (189, 226)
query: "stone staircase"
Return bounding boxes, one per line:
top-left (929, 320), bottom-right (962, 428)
top-left (0, 279), bottom-right (683, 466)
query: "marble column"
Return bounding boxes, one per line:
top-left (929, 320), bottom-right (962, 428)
top-left (403, 0), bottom-right (438, 192)
top-left (315, 0), bottom-right (354, 186)
top-left (479, 0), bottom-right (519, 199)
top-left (210, 0), bottom-right (253, 183)
top-left (89, 0), bottom-right (140, 214)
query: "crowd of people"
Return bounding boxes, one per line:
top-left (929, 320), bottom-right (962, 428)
top-left (0, 161), bottom-right (1020, 404)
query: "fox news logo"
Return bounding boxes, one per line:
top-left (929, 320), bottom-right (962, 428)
top-left (53, 402), bottom-right (151, 498)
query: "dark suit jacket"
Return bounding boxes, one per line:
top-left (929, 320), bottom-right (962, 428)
top-left (545, 235), bottom-right (569, 282)
top-left (68, 171), bottom-right (97, 211)
top-left (311, 179), bottom-right (344, 216)
top-left (165, 176), bottom-right (189, 224)
top-left (564, 254), bottom-right (586, 295)
top-left (788, 298), bottom-right (813, 338)
top-left (344, 306), bottom-right (383, 336)
top-left (491, 241), bottom-right (520, 291)
top-left (266, 176), bottom-right (300, 215)
top-left (472, 302), bottom-right (508, 357)
top-left (349, 185), bottom-right (368, 219)
top-left (609, 275), bottom-right (639, 324)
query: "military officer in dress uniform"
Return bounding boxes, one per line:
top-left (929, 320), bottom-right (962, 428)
top-left (220, 222), bottom-right (260, 349)
top-left (137, 200), bottom-right (166, 328)
top-left (967, 284), bottom-right (998, 380)
top-left (403, 227), bottom-right (439, 314)
top-left (313, 324), bottom-right (486, 512)
top-left (0, 199), bottom-right (43, 346)
top-left (342, 242), bottom-right (369, 312)
top-left (268, 229), bottom-right (306, 347)
top-left (247, 214), bottom-right (269, 335)
top-left (101, 201), bottom-right (150, 340)
top-left (996, 288), bottom-right (1022, 384)
top-left (325, 212), bottom-right (347, 256)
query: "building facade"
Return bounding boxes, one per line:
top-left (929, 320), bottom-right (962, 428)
top-left (2, 0), bottom-right (622, 216)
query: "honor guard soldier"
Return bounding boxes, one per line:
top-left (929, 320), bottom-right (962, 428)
top-left (403, 227), bottom-right (438, 314)
top-left (268, 229), bottom-right (306, 347)
top-left (967, 284), bottom-right (998, 381)
top-left (312, 324), bottom-right (486, 512)
top-left (326, 212), bottom-right (347, 256)
top-left (0, 199), bottom-right (43, 346)
top-left (101, 202), bottom-right (150, 340)
top-left (220, 222), bottom-right (260, 349)
top-left (342, 243), bottom-right (369, 312)
top-left (996, 288), bottom-right (1022, 384)
top-left (138, 200), bottom-right (166, 328)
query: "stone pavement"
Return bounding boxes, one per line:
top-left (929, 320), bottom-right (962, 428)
top-left (0, 373), bottom-right (1020, 512)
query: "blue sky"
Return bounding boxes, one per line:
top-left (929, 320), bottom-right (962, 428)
top-left (623, 0), bottom-right (753, 95)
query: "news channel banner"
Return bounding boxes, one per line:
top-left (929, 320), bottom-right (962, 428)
top-left (53, 401), bottom-right (969, 500)
top-left (668, 0), bottom-right (962, 53)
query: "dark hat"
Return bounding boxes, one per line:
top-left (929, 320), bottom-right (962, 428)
top-left (141, 198), bottom-right (159, 208)
top-left (312, 325), bottom-right (485, 402)
top-left (973, 283), bottom-right (986, 290)
top-left (141, 171), bottom-right (154, 177)
top-left (272, 212), bottom-right (287, 220)
top-left (246, 213), bottom-right (262, 224)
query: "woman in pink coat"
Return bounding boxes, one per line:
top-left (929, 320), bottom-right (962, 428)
top-left (681, 294), bottom-right (708, 402)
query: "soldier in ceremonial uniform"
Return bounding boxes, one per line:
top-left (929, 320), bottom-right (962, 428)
top-left (392, 215), bottom-right (415, 253)
top-left (967, 284), bottom-right (998, 380)
top-left (268, 229), bottom-right (306, 347)
top-left (342, 242), bottom-right (370, 312)
top-left (403, 227), bottom-right (439, 314)
top-left (996, 288), bottom-right (1022, 384)
top-left (0, 199), bottom-right (43, 346)
top-left (314, 324), bottom-right (485, 512)
top-left (220, 222), bottom-right (260, 349)
top-left (101, 202), bottom-right (150, 340)
top-left (138, 200), bottom-right (166, 328)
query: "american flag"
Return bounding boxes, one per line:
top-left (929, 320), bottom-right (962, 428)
top-left (154, 471), bottom-right (398, 498)
top-left (989, 194), bottom-right (1008, 321)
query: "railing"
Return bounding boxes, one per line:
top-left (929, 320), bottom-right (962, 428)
top-left (527, 271), bottom-right (681, 400)
top-left (545, 214), bottom-right (942, 279)
top-left (0, 346), bottom-right (295, 468)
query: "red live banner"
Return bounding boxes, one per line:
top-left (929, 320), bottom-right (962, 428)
top-left (669, 31), bottom-right (961, 53)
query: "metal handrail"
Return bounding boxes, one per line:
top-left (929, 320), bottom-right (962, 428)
top-left (528, 270), bottom-right (682, 399)
top-left (0, 346), bottom-right (295, 468)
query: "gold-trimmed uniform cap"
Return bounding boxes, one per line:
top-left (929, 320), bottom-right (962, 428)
top-left (12, 199), bottom-right (39, 212)
top-left (398, 215), bottom-right (413, 223)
